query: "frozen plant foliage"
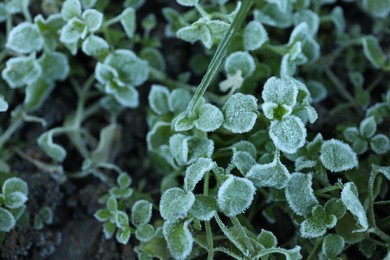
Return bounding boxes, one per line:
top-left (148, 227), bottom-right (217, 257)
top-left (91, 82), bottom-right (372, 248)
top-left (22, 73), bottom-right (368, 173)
top-left (160, 188), bottom-right (195, 220)
top-left (341, 182), bottom-right (368, 232)
top-left (320, 139), bottom-right (358, 172)
top-left (163, 220), bottom-right (193, 260)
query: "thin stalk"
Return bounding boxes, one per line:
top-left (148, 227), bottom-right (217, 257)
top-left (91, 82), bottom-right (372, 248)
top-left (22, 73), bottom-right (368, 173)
top-left (324, 68), bottom-right (355, 104)
top-left (231, 216), bottom-right (255, 254)
top-left (0, 108), bottom-right (24, 149)
top-left (374, 200), bottom-right (390, 205)
top-left (314, 183), bottom-right (343, 196)
top-left (307, 237), bottom-right (323, 260)
top-left (194, 3), bottom-right (210, 18)
top-left (214, 247), bottom-right (243, 259)
top-left (203, 172), bottom-right (214, 260)
top-left (186, 0), bottom-right (253, 117)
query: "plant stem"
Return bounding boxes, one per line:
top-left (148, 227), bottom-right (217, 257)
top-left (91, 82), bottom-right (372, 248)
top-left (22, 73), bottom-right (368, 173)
top-left (231, 216), bottom-right (255, 254)
top-left (185, 0), bottom-right (253, 117)
top-left (314, 183), bottom-right (343, 196)
top-left (203, 172), bottom-right (214, 260)
top-left (307, 237), bottom-right (323, 260)
top-left (0, 108), bottom-right (24, 149)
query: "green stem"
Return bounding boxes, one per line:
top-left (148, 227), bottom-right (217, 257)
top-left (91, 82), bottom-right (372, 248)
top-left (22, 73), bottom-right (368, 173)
top-left (307, 237), bottom-right (323, 260)
top-left (185, 0), bottom-right (253, 117)
top-left (203, 172), bottom-right (214, 260)
top-left (0, 108), bottom-right (24, 149)
top-left (231, 216), bottom-right (255, 254)
top-left (314, 183), bottom-right (343, 196)
top-left (214, 247), bottom-right (242, 259)
top-left (324, 68), bottom-right (355, 104)
top-left (194, 3), bottom-right (210, 18)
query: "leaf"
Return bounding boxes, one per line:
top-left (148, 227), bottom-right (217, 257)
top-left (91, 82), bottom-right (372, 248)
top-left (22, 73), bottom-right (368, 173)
top-left (189, 195), bottom-right (217, 221)
top-left (243, 21), bottom-right (268, 51)
top-left (0, 207), bottom-right (16, 232)
top-left (353, 138), bottom-right (368, 155)
top-left (320, 139), bottom-right (358, 172)
top-left (140, 47), bottom-right (166, 71)
top-left (262, 76), bottom-right (298, 107)
top-left (2, 55), bottom-right (42, 88)
top-left (293, 10), bottom-right (319, 36)
top-left (113, 85), bottom-right (139, 108)
top-left (5, 0), bottom-right (29, 14)
top-left (217, 175), bottom-right (255, 217)
top-left (120, 8), bottom-right (136, 38)
top-left (300, 205), bottom-right (327, 238)
top-left (361, 36), bottom-right (386, 69)
top-left (173, 112), bottom-right (195, 132)
top-left (370, 134), bottom-right (390, 154)
top-left (246, 157), bottom-right (291, 189)
top-left (341, 182), bottom-right (368, 232)
top-left (94, 208), bottom-right (112, 222)
top-left (103, 221), bottom-right (116, 239)
top-left (163, 220), bottom-right (193, 260)
top-left (117, 173), bottom-right (131, 189)
top-left (306, 80), bottom-right (327, 103)
top-left (187, 136), bottom-right (214, 164)
top-left (39, 51), bottom-right (70, 82)
top-left (81, 0), bottom-right (97, 8)
top-left (131, 200), bottom-right (153, 226)
top-left (160, 188), bottom-right (195, 220)
top-left (322, 234), bottom-right (345, 258)
top-left (324, 198), bottom-right (346, 219)
top-left (232, 151), bottom-right (257, 175)
top-left (135, 224), bottom-right (155, 242)
top-left (0, 96), bottom-right (8, 112)
top-left (184, 158), bottom-right (214, 192)
top-left (285, 173), bottom-right (318, 216)
top-left (207, 20), bottom-right (229, 42)
top-left (177, 23), bottom-right (212, 49)
top-left (146, 122), bottom-right (172, 151)
top-left (82, 35), bottom-right (109, 57)
top-left (106, 196), bottom-right (118, 213)
top-left (6, 22), bottom-right (43, 54)
top-left (343, 127), bottom-right (359, 143)
top-left (90, 124), bottom-right (121, 164)
top-left (222, 93), bottom-right (258, 133)
top-left (5, 191), bottom-right (28, 209)
top-left (232, 140), bottom-right (257, 159)
top-left (176, 0), bottom-right (198, 7)
top-left (194, 103), bottom-right (224, 132)
top-left (148, 85), bottom-right (170, 115)
top-left (3, 177), bottom-right (28, 196)
top-left (361, 0), bottom-right (390, 18)
top-left (82, 9), bottom-right (103, 32)
top-left (115, 210), bottom-right (129, 229)
top-left (169, 134), bottom-right (189, 166)
top-left (116, 226), bottom-right (131, 244)
top-left (269, 115), bottom-right (307, 154)
top-left (257, 229), bottom-right (277, 248)
top-left (359, 116), bottom-right (377, 138)
top-left (60, 17), bottom-right (87, 44)
top-left (37, 131), bottom-right (67, 162)
top-left (224, 51), bottom-right (256, 78)
top-left (253, 4), bottom-right (292, 29)
top-left (61, 0), bottom-right (82, 21)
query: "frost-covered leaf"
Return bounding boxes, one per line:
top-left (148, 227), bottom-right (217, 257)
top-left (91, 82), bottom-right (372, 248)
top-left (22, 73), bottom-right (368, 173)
top-left (115, 210), bottom-right (129, 229)
top-left (361, 0), bottom-right (390, 18)
top-left (94, 208), bottom-right (112, 222)
top-left (360, 116), bottom-right (377, 138)
top-left (187, 136), bottom-right (214, 164)
top-left (293, 10), bottom-right (319, 36)
top-left (307, 80), bottom-right (327, 104)
top-left (140, 47), bottom-right (166, 71)
top-left (189, 195), bottom-right (217, 221)
top-left (194, 103), bottom-right (223, 132)
top-left (109, 187), bottom-right (133, 199)
top-left (131, 200), bottom-right (153, 226)
top-left (232, 151), bottom-right (257, 175)
top-left (225, 51), bottom-right (256, 78)
top-left (169, 134), bottom-right (189, 166)
top-left (320, 139), bottom-right (358, 172)
top-left (232, 141), bottom-right (257, 159)
top-left (370, 134), bottom-right (390, 154)
top-left (322, 234), bottom-right (345, 258)
top-left (217, 176), bottom-right (255, 217)
top-left (160, 188), bottom-right (195, 220)
top-left (81, 0), bottom-right (97, 8)
top-left (184, 158), bottom-right (214, 192)
top-left (60, 17), bottom-right (87, 44)
top-left (61, 0), bottom-right (82, 21)
top-left (163, 220), bottom-right (193, 260)
top-left (5, 191), bottom-right (27, 209)
top-left (300, 205), bottom-right (327, 238)
top-left (120, 8), bottom-right (136, 38)
top-left (39, 51), bottom-right (69, 82)
top-left (257, 229), bottom-right (277, 248)
top-left (173, 112), bottom-right (194, 132)
top-left (341, 182), bottom-right (368, 232)
top-left (177, 23), bottom-right (212, 49)
top-left (2, 55), bottom-right (42, 88)
top-left (135, 224), bottom-right (155, 242)
top-left (113, 86), bottom-right (139, 108)
top-left (177, 0), bottom-right (198, 7)
top-left (117, 173), bottom-right (131, 189)
top-left (5, 0), bottom-right (29, 14)
top-left (353, 138), bottom-right (368, 155)
top-left (82, 35), bottom-right (109, 57)
top-left (343, 127), bottom-right (359, 143)
top-left (6, 22), bottom-right (43, 54)
top-left (37, 131), bottom-right (67, 162)
top-left (285, 173), bottom-right (318, 216)
top-left (0, 96), bottom-right (8, 112)
top-left (104, 49), bottom-right (148, 86)
top-left (82, 9), bottom-right (103, 32)
top-left (253, 4), bottom-right (292, 28)
top-left (269, 115), bottom-right (307, 154)
top-left (107, 196), bottom-right (118, 213)
top-left (325, 198), bottom-right (346, 219)
top-left (0, 208), bottom-right (15, 232)
top-left (361, 36), bottom-right (386, 69)
top-left (262, 77), bottom-right (298, 107)
top-left (147, 122), bottom-right (172, 151)
top-left (246, 157), bottom-right (290, 189)
top-left (288, 22), bottom-right (309, 45)
top-left (148, 85), bottom-right (170, 115)
top-left (243, 21), bottom-right (268, 51)
top-left (116, 226), bottom-right (131, 244)
top-left (3, 177), bottom-right (28, 196)
top-left (222, 93), bottom-right (258, 133)
top-left (207, 20), bottom-right (229, 42)
top-left (103, 221), bottom-right (116, 239)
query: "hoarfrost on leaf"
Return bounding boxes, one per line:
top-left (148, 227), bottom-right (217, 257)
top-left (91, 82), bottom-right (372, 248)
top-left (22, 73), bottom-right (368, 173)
top-left (224, 51), bottom-right (256, 78)
top-left (2, 55), bottom-right (42, 88)
top-left (120, 8), bottom-right (136, 38)
top-left (0, 208), bottom-right (15, 232)
top-left (370, 134), bottom-right (390, 154)
top-left (177, 0), bottom-right (199, 7)
top-left (361, 36), bottom-right (386, 68)
top-left (189, 195), bottom-right (217, 221)
top-left (222, 93), bottom-right (258, 134)
top-left (82, 35), bottom-right (109, 57)
top-left (322, 234), bottom-right (345, 258)
top-left (61, 0), bottom-right (82, 21)
top-left (37, 131), bottom-right (67, 162)
top-left (38, 51), bottom-right (70, 82)
top-left (194, 103), bottom-right (224, 132)
top-left (320, 139), bottom-right (358, 172)
top-left (243, 21), bottom-right (268, 51)
top-left (6, 22), bottom-right (43, 54)
top-left (184, 158), bottom-right (214, 192)
top-left (82, 9), bottom-right (103, 32)
top-left (341, 182), bottom-right (368, 232)
top-left (359, 116), bottom-right (376, 138)
top-left (160, 188), bottom-right (195, 220)
top-left (217, 175), bottom-right (255, 217)
top-left (262, 76), bottom-right (298, 107)
top-left (257, 229), bottom-right (277, 248)
top-left (269, 115), bottom-right (307, 154)
top-left (131, 200), bottom-right (153, 226)
top-left (163, 220), bottom-right (194, 260)
top-left (148, 85), bottom-right (170, 115)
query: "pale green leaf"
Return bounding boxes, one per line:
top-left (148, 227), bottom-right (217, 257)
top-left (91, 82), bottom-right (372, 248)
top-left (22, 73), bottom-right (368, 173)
top-left (148, 85), bottom-right (170, 115)
top-left (2, 55), bottom-right (42, 88)
top-left (120, 8), bottom-right (136, 38)
top-left (160, 188), bottom-right (195, 220)
top-left (341, 182), bottom-right (368, 232)
top-left (163, 220), bottom-right (193, 260)
top-left (189, 195), bottom-right (217, 221)
top-left (320, 139), bottom-right (358, 172)
top-left (131, 200), bottom-right (153, 226)
top-left (82, 9), bottom-right (103, 32)
top-left (0, 207), bottom-right (15, 232)
top-left (6, 22), bottom-right (43, 54)
top-left (194, 103), bottom-right (224, 132)
top-left (225, 51), bottom-right (256, 78)
top-left (61, 0), bottom-right (82, 21)
top-left (82, 35), bottom-right (109, 57)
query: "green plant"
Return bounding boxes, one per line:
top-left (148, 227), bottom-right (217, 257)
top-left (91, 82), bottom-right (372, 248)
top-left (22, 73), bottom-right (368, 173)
top-left (0, 0), bottom-right (389, 259)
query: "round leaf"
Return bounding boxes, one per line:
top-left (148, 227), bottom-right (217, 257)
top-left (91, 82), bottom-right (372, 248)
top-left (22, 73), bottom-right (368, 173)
top-left (6, 22), bottom-right (43, 54)
top-left (320, 139), bottom-right (358, 172)
top-left (224, 51), bottom-right (256, 78)
top-left (194, 103), bottom-right (224, 132)
top-left (243, 21), bottom-right (268, 51)
top-left (163, 220), bottom-right (193, 260)
top-left (160, 188), bottom-right (195, 220)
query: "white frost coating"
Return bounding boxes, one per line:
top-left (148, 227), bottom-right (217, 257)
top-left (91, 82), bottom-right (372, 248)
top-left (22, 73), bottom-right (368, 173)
top-left (39, 51), bottom-right (70, 82)
top-left (82, 35), bottom-right (109, 57)
top-left (194, 103), bottom-right (224, 132)
top-left (37, 131), bottom-right (67, 162)
top-left (341, 182), bottom-right (368, 232)
top-left (82, 9), bottom-right (103, 32)
top-left (320, 139), bottom-right (358, 172)
top-left (169, 89), bottom-right (192, 113)
top-left (60, 17), bottom-right (87, 44)
top-left (169, 134), bottom-right (189, 166)
top-left (6, 22), bottom-right (43, 54)
top-left (246, 158), bottom-right (290, 189)
top-left (322, 234), bottom-right (345, 258)
top-left (0, 208), bottom-right (16, 232)
top-left (187, 136), bottom-right (214, 164)
top-left (0, 96), bottom-right (8, 112)
top-left (2, 55), bottom-right (42, 88)
top-left (5, 191), bottom-right (28, 209)
top-left (131, 200), bottom-right (153, 226)
top-left (222, 93), bottom-right (258, 134)
top-left (120, 8), bottom-right (136, 38)
top-left (177, 0), bottom-right (199, 7)
top-left (232, 151), bottom-right (257, 175)
top-left (163, 220), bottom-right (194, 260)
top-left (293, 10), bottom-right (319, 36)
top-left (217, 175), bottom-right (255, 217)
top-left (184, 158), bottom-right (215, 191)
top-left (288, 22), bottom-right (309, 45)
top-left (113, 86), bottom-right (139, 108)
top-left (359, 116), bottom-right (376, 138)
top-left (285, 173), bottom-right (318, 216)
top-left (269, 115), bottom-right (307, 154)
top-left (160, 188), bottom-right (195, 220)
top-left (262, 77), bottom-right (298, 107)
top-left (148, 85), bottom-right (170, 115)
top-left (224, 51), bottom-right (256, 78)
top-left (232, 140), bottom-right (257, 158)
top-left (189, 195), bottom-right (217, 221)
top-left (61, 0), bottom-right (82, 21)
top-left (371, 134), bottom-right (390, 154)
top-left (243, 21), bottom-right (268, 51)
top-left (300, 218), bottom-right (326, 239)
